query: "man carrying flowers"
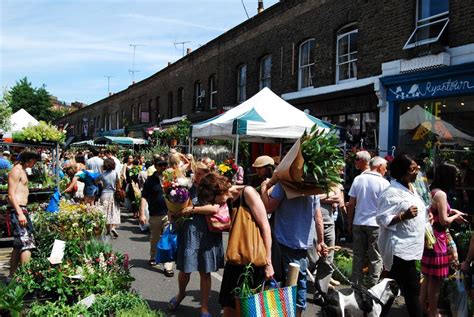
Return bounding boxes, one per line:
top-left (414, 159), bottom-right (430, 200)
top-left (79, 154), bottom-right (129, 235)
top-left (139, 156), bottom-right (174, 277)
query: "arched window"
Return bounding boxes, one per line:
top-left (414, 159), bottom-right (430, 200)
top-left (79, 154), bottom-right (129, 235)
top-left (194, 81), bottom-right (203, 111)
top-left (237, 64), bottom-right (247, 103)
top-left (336, 24), bottom-right (358, 83)
top-left (177, 87), bottom-right (184, 116)
top-left (298, 39), bottom-right (315, 90)
top-left (259, 55), bottom-right (272, 90)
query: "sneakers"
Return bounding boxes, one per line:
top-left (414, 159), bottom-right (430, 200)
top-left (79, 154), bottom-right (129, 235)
top-left (164, 269), bottom-right (174, 277)
top-left (110, 229), bottom-right (119, 238)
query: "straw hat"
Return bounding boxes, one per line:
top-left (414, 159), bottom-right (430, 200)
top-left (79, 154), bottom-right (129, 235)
top-left (252, 155), bottom-right (275, 168)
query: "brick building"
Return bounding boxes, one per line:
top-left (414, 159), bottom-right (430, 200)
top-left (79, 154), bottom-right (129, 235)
top-left (57, 0), bottom-right (474, 159)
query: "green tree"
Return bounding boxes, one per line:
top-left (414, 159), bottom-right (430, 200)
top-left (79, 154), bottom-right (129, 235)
top-left (9, 77), bottom-right (53, 121)
top-left (0, 88), bottom-right (13, 130)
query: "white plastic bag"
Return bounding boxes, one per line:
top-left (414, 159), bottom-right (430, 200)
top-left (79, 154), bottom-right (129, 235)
top-left (447, 270), bottom-right (468, 317)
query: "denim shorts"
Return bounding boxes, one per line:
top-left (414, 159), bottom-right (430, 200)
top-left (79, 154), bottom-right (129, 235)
top-left (279, 243), bottom-right (309, 310)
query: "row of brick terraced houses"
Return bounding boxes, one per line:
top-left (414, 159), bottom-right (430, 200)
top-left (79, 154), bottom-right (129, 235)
top-left (56, 0), bottom-right (474, 159)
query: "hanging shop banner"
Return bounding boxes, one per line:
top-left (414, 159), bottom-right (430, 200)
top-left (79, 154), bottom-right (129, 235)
top-left (386, 73), bottom-right (474, 102)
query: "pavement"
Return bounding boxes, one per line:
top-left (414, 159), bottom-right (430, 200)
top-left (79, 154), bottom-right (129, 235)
top-left (110, 213), bottom-right (410, 316)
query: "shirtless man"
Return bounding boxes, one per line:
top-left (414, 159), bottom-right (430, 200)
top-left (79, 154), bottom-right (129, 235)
top-left (8, 151), bottom-right (40, 276)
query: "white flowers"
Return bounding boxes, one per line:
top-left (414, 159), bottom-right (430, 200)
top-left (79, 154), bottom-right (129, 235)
top-left (176, 177), bottom-right (192, 188)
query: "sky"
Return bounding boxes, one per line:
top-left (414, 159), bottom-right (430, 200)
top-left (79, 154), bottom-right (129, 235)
top-left (0, 0), bottom-right (279, 105)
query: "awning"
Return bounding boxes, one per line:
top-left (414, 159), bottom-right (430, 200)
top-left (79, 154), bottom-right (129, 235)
top-left (94, 136), bottom-right (148, 145)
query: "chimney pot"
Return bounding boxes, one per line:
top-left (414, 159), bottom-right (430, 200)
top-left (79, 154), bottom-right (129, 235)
top-left (186, 48), bottom-right (192, 54)
top-left (168, 62), bottom-right (171, 66)
top-left (258, 0), bottom-right (264, 13)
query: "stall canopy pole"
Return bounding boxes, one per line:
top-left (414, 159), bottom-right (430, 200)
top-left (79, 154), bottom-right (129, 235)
top-left (234, 134), bottom-right (240, 166)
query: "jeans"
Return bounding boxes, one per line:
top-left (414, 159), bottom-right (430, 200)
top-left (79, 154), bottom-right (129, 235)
top-left (351, 224), bottom-right (382, 287)
top-left (279, 243), bottom-right (309, 310)
top-left (389, 256), bottom-right (423, 317)
top-left (149, 214), bottom-right (173, 270)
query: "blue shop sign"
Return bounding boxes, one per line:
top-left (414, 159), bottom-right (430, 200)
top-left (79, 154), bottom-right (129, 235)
top-left (386, 74), bottom-right (474, 102)
top-left (381, 62), bottom-right (474, 102)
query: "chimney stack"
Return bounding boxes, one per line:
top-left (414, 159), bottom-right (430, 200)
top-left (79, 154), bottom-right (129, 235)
top-left (258, 0), bottom-right (264, 13)
top-left (186, 48), bottom-right (192, 55)
top-left (168, 62), bottom-right (171, 66)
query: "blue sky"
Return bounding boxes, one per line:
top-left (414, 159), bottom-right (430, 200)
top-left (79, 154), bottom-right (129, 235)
top-left (0, 0), bottom-right (279, 105)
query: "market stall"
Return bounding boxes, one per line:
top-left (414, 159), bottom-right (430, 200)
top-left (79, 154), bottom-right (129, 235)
top-left (94, 136), bottom-right (148, 146)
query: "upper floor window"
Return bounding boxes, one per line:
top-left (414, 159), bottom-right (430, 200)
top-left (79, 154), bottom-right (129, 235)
top-left (168, 92), bottom-right (173, 119)
top-left (259, 55), bottom-right (272, 90)
top-left (194, 81), bottom-right (204, 112)
top-left (336, 26), bottom-right (358, 83)
top-left (404, 0), bottom-right (449, 49)
top-left (209, 75), bottom-right (217, 109)
top-left (237, 64), bottom-right (247, 103)
top-left (298, 39), bottom-right (315, 90)
top-left (177, 87), bottom-right (184, 116)
top-left (131, 105), bottom-right (135, 123)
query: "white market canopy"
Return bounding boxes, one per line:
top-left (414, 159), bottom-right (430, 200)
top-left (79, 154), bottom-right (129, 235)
top-left (191, 87), bottom-right (331, 143)
top-left (94, 136), bottom-right (148, 145)
top-left (11, 109), bottom-right (39, 131)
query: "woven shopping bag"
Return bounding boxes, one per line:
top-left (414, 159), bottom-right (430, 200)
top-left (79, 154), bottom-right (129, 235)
top-left (236, 283), bottom-right (297, 317)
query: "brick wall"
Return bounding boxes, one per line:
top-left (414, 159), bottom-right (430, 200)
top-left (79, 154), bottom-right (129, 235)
top-left (57, 0), bottom-right (474, 137)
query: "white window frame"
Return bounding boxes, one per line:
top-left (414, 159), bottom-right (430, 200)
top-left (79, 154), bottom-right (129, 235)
top-left (209, 75), bottom-right (217, 109)
top-left (404, 0), bottom-right (449, 49)
top-left (237, 64), bottom-right (247, 103)
top-left (194, 81), bottom-right (202, 110)
top-left (259, 55), bottom-right (272, 90)
top-left (336, 29), bottom-right (358, 84)
top-left (298, 39), bottom-right (315, 90)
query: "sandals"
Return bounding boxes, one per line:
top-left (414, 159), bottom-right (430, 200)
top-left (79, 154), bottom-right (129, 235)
top-left (168, 296), bottom-right (181, 311)
top-left (164, 269), bottom-right (174, 277)
top-left (149, 259), bottom-right (157, 266)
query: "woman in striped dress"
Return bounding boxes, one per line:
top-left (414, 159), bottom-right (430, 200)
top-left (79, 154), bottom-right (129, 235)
top-left (420, 163), bottom-right (467, 317)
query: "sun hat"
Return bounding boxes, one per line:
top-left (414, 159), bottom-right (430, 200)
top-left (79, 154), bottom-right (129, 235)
top-left (3, 150), bottom-right (10, 156)
top-left (252, 155), bottom-right (275, 168)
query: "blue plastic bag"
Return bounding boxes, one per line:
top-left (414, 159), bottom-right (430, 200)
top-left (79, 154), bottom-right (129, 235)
top-left (46, 188), bottom-right (61, 213)
top-left (156, 225), bottom-right (177, 264)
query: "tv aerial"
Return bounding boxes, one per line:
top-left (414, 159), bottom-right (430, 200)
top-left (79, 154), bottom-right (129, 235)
top-left (174, 41), bottom-right (190, 57)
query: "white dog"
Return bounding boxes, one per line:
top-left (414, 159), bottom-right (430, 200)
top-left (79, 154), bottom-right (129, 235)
top-left (322, 278), bottom-right (400, 317)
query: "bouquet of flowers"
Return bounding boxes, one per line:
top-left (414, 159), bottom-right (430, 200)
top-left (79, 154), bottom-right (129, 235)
top-left (217, 159), bottom-right (239, 179)
top-left (162, 168), bottom-right (192, 213)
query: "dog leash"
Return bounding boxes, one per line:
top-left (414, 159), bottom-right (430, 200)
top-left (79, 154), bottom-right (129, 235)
top-left (327, 261), bottom-right (385, 307)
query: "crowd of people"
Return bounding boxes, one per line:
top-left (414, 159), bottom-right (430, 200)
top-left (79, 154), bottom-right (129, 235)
top-left (2, 145), bottom-right (474, 317)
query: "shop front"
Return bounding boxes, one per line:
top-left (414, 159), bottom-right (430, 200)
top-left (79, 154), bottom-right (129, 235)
top-left (381, 62), bottom-right (474, 211)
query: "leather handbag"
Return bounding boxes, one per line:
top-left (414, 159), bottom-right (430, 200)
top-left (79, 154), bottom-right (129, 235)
top-left (225, 188), bottom-right (267, 267)
top-left (206, 202), bottom-right (231, 233)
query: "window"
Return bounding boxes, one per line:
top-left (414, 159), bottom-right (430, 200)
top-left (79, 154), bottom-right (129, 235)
top-left (404, 0), bottom-right (449, 49)
top-left (177, 88), bottom-right (184, 116)
top-left (298, 39), bottom-right (315, 90)
top-left (168, 92), bottom-right (173, 119)
top-left (259, 55), bottom-right (272, 89)
top-left (108, 114), bottom-right (112, 130)
top-left (209, 75), bottom-right (217, 109)
top-left (336, 26), bottom-right (358, 83)
top-left (194, 81), bottom-right (204, 111)
top-left (237, 64), bottom-right (247, 103)
top-left (121, 110), bottom-right (125, 128)
top-left (131, 105), bottom-right (135, 123)
top-left (155, 96), bottom-right (161, 122)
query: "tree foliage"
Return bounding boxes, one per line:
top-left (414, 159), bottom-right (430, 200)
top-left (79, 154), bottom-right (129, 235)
top-left (9, 77), bottom-right (54, 122)
top-left (0, 88), bottom-right (13, 130)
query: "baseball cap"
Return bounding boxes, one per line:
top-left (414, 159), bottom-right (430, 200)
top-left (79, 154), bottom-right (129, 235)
top-left (252, 155), bottom-right (275, 168)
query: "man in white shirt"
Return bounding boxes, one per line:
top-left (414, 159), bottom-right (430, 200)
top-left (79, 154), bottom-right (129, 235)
top-left (86, 148), bottom-right (103, 173)
top-left (347, 156), bottom-right (389, 286)
top-left (355, 150), bottom-right (371, 174)
top-left (105, 149), bottom-right (121, 175)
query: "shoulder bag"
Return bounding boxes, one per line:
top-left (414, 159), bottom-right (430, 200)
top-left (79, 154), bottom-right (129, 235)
top-left (206, 201), bottom-right (231, 233)
top-left (114, 171), bottom-right (126, 202)
top-left (225, 187), bottom-right (267, 267)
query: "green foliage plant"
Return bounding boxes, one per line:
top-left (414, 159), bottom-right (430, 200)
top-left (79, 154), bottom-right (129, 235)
top-left (300, 126), bottom-right (344, 193)
top-left (0, 280), bottom-right (27, 317)
top-left (9, 77), bottom-right (54, 122)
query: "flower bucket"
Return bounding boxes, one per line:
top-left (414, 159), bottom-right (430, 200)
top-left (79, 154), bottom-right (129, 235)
top-left (165, 197), bottom-right (191, 214)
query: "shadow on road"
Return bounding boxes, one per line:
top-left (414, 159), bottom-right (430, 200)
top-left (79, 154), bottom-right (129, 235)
top-left (148, 289), bottom-right (222, 316)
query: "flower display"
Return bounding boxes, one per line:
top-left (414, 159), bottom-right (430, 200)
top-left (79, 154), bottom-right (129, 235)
top-left (217, 159), bottom-right (239, 179)
top-left (162, 168), bottom-right (192, 213)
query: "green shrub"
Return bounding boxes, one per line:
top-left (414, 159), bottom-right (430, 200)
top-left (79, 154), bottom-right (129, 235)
top-left (332, 249), bottom-right (352, 283)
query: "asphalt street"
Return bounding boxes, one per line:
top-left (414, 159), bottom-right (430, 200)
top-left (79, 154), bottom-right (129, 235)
top-left (111, 213), bottom-right (408, 316)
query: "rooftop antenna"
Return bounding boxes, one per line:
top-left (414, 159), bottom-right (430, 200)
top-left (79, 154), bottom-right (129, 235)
top-left (241, 0), bottom-right (249, 18)
top-left (104, 75), bottom-right (113, 95)
top-left (129, 43), bottom-right (146, 84)
top-left (174, 41), bottom-right (190, 57)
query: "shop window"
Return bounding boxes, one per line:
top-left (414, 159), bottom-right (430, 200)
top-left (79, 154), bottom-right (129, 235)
top-left (259, 55), bottom-right (272, 90)
top-left (336, 25), bottom-right (358, 83)
top-left (237, 64), bottom-right (247, 103)
top-left (404, 0), bottom-right (449, 49)
top-left (209, 75), bottom-right (217, 109)
top-left (298, 39), bottom-right (315, 90)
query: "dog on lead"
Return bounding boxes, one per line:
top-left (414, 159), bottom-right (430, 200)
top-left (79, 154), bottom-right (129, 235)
top-left (321, 278), bottom-right (400, 317)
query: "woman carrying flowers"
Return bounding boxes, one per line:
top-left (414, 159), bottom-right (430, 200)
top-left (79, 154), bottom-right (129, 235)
top-left (168, 162), bottom-right (224, 317)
